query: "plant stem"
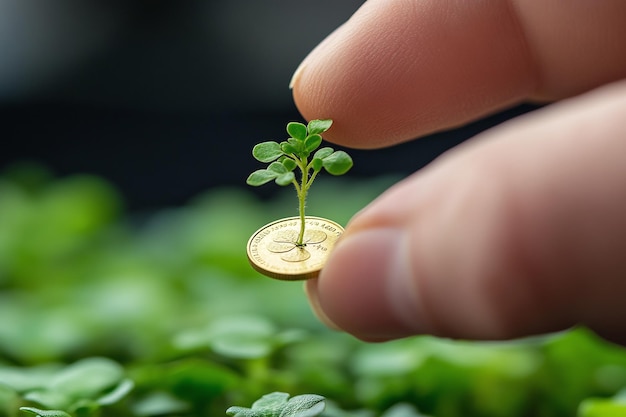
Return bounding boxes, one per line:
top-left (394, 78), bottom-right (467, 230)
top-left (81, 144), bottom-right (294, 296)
top-left (296, 157), bottom-right (309, 246)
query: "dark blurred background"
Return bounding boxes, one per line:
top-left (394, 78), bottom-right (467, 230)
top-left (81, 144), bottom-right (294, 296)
top-left (0, 0), bottom-right (536, 211)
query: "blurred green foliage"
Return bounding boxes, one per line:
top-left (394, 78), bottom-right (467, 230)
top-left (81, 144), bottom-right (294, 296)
top-left (1, 166), bottom-right (626, 417)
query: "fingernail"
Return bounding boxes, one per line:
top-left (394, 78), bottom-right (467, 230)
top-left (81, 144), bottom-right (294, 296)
top-left (289, 60), bottom-right (306, 90)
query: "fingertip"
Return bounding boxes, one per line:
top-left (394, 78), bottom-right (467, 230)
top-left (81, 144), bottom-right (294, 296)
top-left (288, 58), bottom-right (306, 91)
top-left (291, 0), bottom-right (534, 148)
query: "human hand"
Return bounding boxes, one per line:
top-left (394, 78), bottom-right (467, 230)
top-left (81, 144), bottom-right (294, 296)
top-left (290, 0), bottom-right (626, 343)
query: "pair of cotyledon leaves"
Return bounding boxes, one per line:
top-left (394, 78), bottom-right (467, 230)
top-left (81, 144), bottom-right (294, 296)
top-left (246, 119), bottom-right (353, 187)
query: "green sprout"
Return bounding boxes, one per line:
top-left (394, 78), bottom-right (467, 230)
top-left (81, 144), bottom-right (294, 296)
top-left (246, 119), bottom-right (353, 246)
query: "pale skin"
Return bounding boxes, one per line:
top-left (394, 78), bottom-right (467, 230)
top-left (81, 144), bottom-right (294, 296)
top-left (291, 0), bottom-right (626, 344)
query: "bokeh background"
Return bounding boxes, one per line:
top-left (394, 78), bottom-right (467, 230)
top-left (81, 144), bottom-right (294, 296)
top-left (0, 0), bottom-right (536, 210)
top-left (5, 3), bottom-right (625, 417)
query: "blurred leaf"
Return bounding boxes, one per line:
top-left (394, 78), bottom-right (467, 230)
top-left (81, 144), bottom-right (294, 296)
top-left (318, 401), bottom-right (375, 417)
top-left (381, 403), bottom-right (430, 417)
top-left (351, 339), bottom-right (427, 377)
top-left (208, 315), bottom-right (277, 360)
top-left (20, 358), bottom-right (129, 412)
top-left (96, 378), bottom-right (134, 405)
top-left (22, 391), bottom-right (71, 411)
top-left (49, 357), bottom-right (125, 400)
top-left (578, 397), bottom-right (626, 417)
top-left (0, 364), bottom-right (61, 392)
top-left (132, 391), bottom-right (190, 416)
top-left (69, 399), bottom-right (99, 417)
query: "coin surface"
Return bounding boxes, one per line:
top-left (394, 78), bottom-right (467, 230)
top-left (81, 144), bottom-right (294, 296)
top-left (246, 216), bottom-right (344, 280)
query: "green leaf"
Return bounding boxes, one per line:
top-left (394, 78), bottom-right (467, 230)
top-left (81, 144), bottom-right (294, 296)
top-left (275, 172), bottom-right (295, 186)
top-left (322, 151), bottom-right (353, 176)
top-left (278, 394), bottom-right (326, 417)
top-left (267, 162), bottom-right (288, 174)
top-left (307, 119), bottom-right (333, 135)
top-left (22, 391), bottom-right (70, 410)
top-left (281, 142), bottom-right (297, 155)
top-left (282, 158), bottom-right (297, 171)
top-left (304, 134), bottom-right (322, 152)
top-left (225, 406), bottom-right (255, 417)
top-left (209, 315), bottom-right (277, 359)
top-left (252, 142), bottom-right (283, 163)
top-left (49, 357), bottom-right (124, 400)
top-left (19, 407), bottom-right (71, 417)
top-left (0, 364), bottom-right (60, 392)
top-left (246, 170), bottom-right (278, 186)
top-left (131, 392), bottom-right (190, 416)
top-left (69, 399), bottom-right (99, 417)
top-left (287, 138), bottom-right (304, 154)
top-left (579, 397), bottom-right (626, 417)
top-left (253, 392), bottom-right (290, 409)
top-left (313, 147), bottom-right (333, 160)
top-left (380, 403), bottom-right (428, 417)
top-left (96, 379), bottom-right (134, 405)
top-left (226, 392), bottom-right (326, 417)
top-left (286, 122), bottom-right (307, 141)
top-left (311, 158), bottom-right (323, 172)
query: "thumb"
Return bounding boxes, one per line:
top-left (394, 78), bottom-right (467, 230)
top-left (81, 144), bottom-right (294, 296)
top-left (306, 81), bottom-right (626, 343)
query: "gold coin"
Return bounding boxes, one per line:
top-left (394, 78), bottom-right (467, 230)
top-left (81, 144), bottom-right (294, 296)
top-left (246, 216), bottom-right (344, 281)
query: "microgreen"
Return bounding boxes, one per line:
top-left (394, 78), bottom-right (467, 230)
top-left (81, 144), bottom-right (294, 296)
top-left (247, 119), bottom-right (353, 246)
top-left (226, 392), bottom-right (326, 417)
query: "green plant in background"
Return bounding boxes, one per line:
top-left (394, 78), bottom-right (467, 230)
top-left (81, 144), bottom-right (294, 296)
top-left (3, 357), bottom-right (132, 417)
top-left (246, 119), bottom-right (353, 246)
top-left (226, 392), bottom-right (325, 417)
top-left (4, 167), bottom-right (626, 417)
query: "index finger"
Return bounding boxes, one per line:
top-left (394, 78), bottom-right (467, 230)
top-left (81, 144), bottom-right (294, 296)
top-left (291, 0), bottom-right (626, 148)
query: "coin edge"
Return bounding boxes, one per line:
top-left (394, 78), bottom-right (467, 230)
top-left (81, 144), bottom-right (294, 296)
top-left (246, 216), bottom-right (344, 281)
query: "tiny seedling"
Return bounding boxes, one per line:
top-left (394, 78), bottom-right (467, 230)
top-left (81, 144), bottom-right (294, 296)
top-left (247, 119), bottom-right (353, 246)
